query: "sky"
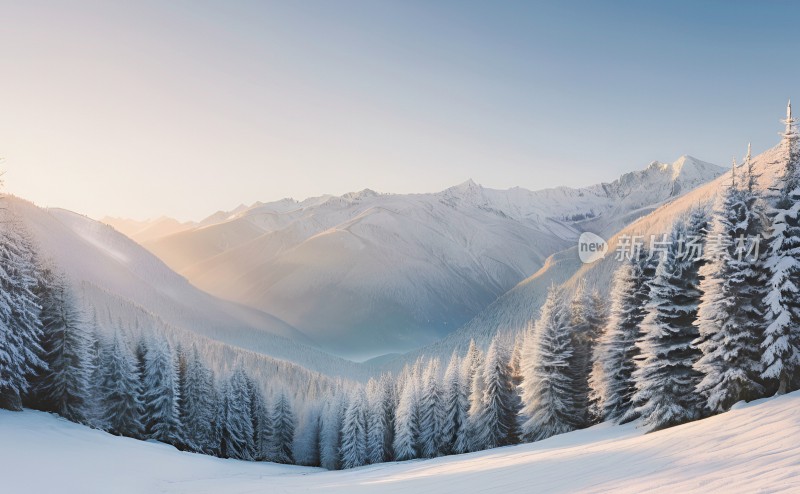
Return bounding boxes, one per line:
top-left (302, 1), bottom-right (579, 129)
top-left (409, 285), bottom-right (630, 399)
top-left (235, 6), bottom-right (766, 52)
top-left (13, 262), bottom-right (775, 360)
top-left (1, 0), bottom-right (799, 221)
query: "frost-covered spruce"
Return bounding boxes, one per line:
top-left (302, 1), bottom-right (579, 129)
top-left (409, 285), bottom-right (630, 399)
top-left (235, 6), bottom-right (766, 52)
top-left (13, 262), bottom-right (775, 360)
top-left (393, 369), bottom-right (420, 461)
top-left (366, 374), bottom-right (394, 463)
top-left (319, 394), bottom-right (344, 469)
top-left (267, 390), bottom-right (295, 464)
top-left (0, 213), bottom-right (45, 411)
top-left (589, 256), bottom-right (652, 423)
top-left (99, 331), bottom-right (142, 438)
top-left (246, 376), bottom-right (269, 461)
top-left (220, 367), bottom-right (255, 460)
top-left (293, 400), bottom-right (322, 466)
top-left (763, 136), bottom-right (800, 394)
top-left (418, 358), bottom-right (443, 458)
top-left (476, 336), bottom-right (518, 448)
top-left (32, 270), bottom-right (95, 423)
top-left (340, 388), bottom-right (368, 469)
top-left (181, 346), bottom-right (217, 453)
top-left (466, 342), bottom-right (487, 451)
top-left (631, 215), bottom-right (706, 431)
top-left (568, 282), bottom-right (607, 427)
top-left (141, 336), bottom-right (183, 445)
top-left (441, 352), bottom-right (469, 455)
top-left (695, 161), bottom-right (768, 413)
top-left (519, 285), bottom-right (578, 441)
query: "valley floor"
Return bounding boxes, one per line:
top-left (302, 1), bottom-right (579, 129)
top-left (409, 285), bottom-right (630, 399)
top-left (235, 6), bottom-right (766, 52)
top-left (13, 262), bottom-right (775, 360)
top-left (2, 392), bottom-right (800, 493)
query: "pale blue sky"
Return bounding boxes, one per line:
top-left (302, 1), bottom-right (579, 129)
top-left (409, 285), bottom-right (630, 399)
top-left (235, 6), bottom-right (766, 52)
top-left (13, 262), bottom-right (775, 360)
top-left (1, 1), bottom-right (799, 220)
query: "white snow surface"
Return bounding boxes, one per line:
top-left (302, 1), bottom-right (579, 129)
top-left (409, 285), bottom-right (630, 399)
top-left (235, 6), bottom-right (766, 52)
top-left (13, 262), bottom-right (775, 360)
top-left (3, 390), bottom-right (799, 493)
top-left (135, 156), bottom-right (723, 359)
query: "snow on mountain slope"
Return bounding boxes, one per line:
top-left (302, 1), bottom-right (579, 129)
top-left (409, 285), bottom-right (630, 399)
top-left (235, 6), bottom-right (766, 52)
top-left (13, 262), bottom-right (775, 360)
top-left (398, 145), bottom-right (784, 365)
top-left (101, 216), bottom-right (197, 244)
top-left (7, 196), bottom-right (367, 379)
top-left (4, 390), bottom-right (799, 493)
top-left (142, 157), bottom-right (723, 360)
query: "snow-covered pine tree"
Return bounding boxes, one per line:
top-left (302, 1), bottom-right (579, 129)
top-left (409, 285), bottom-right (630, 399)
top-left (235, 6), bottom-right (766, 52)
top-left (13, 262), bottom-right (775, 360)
top-left (30, 270), bottom-right (95, 423)
top-left (763, 125), bottom-right (800, 394)
top-left (293, 401), bottom-right (322, 466)
top-left (319, 394), bottom-right (344, 470)
top-left (418, 358), bottom-right (443, 458)
top-left (393, 369), bottom-right (420, 461)
top-left (519, 285), bottom-right (578, 441)
top-left (589, 254), bottom-right (654, 423)
top-left (141, 335), bottom-right (183, 445)
top-left (584, 289), bottom-right (609, 423)
top-left (695, 158), bottom-right (769, 413)
top-left (340, 388), bottom-right (368, 469)
top-left (182, 345), bottom-right (217, 454)
top-left (631, 214), bottom-right (706, 431)
top-left (269, 389), bottom-right (295, 464)
top-left (0, 212), bottom-right (45, 411)
top-left (476, 335), bottom-right (518, 448)
top-left (99, 331), bottom-right (142, 438)
top-left (220, 367), bottom-right (255, 460)
top-left (441, 352), bottom-right (469, 455)
top-left (245, 375), bottom-right (269, 460)
top-left (466, 343), bottom-right (487, 452)
top-left (567, 281), bottom-right (607, 427)
top-left (508, 331), bottom-right (525, 433)
top-left (366, 375), bottom-right (393, 464)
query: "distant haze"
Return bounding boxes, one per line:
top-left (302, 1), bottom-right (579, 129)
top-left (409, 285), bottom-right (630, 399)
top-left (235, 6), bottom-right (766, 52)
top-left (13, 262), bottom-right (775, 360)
top-left (1, 1), bottom-right (798, 221)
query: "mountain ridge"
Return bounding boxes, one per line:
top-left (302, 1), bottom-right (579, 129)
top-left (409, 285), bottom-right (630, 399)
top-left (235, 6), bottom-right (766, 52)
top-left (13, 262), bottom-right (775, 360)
top-left (106, 156), bottom-right (723, 359)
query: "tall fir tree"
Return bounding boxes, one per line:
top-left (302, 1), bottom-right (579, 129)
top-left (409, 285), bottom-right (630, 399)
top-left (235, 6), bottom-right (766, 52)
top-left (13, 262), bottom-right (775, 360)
top-left (269, 390), bottom-right (296, 464)
top-left (763, 121), bottom-right (800, 394)
top-left (466, 344), bottom-right (487, 452)
top-left (99, 331), bottom-right (142, 438)
top-left (0, 213), bottom-right (45, 411)
top-left (418, 358), bottom-right (444, 458)
top-left (631, 214), bottom-right (706, 431)
top-left (319, 394), bottom-right (344, 470)
top-left (393, 369), bottom-right (420, 461)
top-left (366, 375), bottom-right (394, 464)
top-left (568, 282), bottom-right (606, 427)
top-left (141, 336), bottom-right (183, 445)
top-left (441, 352), bottom-right (469, 455)
top-left (219, 367), bottom-right (255, 460)
top-left (31, 270), bottom-right (95, 423)
top-left (340, 388), bottom-right (368, 469)
top-left (519, 285), bottom-right (578, 441)
top-left (695, 158), bottom-right (768, 413)
top-left (182, 346), bottom-right (217, 454)
top-left (476, 336), bottom-right (518, 449)
top-left (589, 254), bottom-right (654, 423)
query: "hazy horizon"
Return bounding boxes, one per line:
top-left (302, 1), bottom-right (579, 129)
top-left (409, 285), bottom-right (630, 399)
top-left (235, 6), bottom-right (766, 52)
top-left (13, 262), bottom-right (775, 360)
top-left (2, 1), bottom-right (799, 221)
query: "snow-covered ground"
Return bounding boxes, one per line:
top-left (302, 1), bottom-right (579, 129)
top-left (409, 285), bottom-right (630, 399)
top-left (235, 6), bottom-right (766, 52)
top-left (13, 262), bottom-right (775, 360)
top-left (3, 391), bottom-right (799, 493)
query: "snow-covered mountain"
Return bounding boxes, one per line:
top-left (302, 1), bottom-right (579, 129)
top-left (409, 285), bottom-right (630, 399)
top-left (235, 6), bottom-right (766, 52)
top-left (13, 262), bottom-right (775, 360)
top-left (392, 145), bottom-right (784, 367)
top-left (4, 389), bottom-right (798, 493)
top-left (8, 197), bottom-right (368, 379)
top-left (101, 216), bottom-right (196, 244)
top-left (132, 156), bottom-right (723, 360)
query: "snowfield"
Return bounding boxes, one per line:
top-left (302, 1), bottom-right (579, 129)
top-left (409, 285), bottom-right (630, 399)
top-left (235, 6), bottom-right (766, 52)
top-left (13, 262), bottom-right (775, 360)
top-left (3, 392), bottom-right (799, 493)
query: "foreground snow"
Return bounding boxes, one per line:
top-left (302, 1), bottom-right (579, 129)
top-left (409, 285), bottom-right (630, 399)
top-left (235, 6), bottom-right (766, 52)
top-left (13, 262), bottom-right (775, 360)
top-left (2, 392), bottom-right (800, 493)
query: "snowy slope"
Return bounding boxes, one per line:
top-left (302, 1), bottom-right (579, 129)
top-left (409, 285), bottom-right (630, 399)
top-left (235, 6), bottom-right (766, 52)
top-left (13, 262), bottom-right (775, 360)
top-left (101, 216), bottom-right (196, 244)
top-left (7, 196), bottom-right (367, 379)
top-left (3, 391), bottom-right (799, 493)
top-left (399, 145), bottom-right (785, 365)
top-left (142, 157), bottom-right (723, 359)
